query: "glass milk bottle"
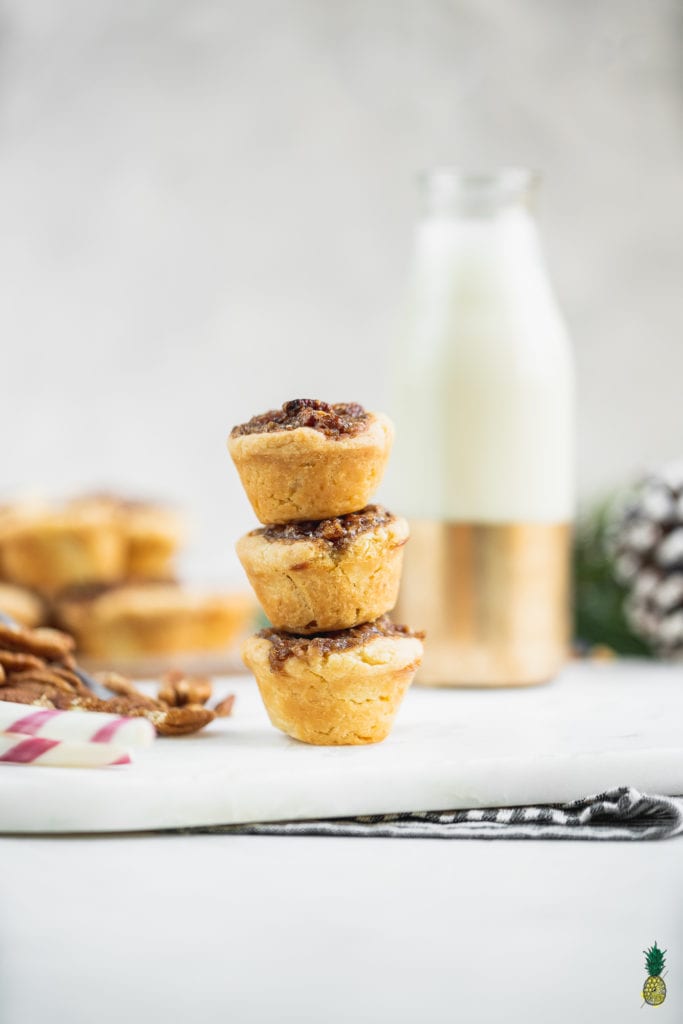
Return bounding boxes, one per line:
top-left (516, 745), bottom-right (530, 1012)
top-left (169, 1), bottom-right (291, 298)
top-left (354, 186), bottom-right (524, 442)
top-left (390, 169), bottom-right (574, 686)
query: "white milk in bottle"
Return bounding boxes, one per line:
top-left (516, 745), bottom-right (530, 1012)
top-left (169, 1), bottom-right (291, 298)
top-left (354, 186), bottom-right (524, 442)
top-left (390, 169), bottom-right (574, 686)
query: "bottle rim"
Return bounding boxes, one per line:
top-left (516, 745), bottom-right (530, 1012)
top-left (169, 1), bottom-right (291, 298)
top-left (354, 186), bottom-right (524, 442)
top-left (418, 167), bottom-right (541, 214)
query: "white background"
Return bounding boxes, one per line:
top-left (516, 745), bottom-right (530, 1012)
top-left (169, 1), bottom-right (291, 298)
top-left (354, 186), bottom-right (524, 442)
top-left (1, 0), bottom-right (682, 580)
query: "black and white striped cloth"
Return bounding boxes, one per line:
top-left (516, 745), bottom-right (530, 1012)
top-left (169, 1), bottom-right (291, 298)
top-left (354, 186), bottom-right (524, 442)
top-left (195, 788), bottom-right (683, 841)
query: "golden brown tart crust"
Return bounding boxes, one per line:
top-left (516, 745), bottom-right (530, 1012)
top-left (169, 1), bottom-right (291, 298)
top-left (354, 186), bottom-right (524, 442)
top-left (0, 495), bottom-right (183, 595)
top-left (228, 401), bottom-right (394, 524)
top-left (242, 617), bottom-right (423, 745)
top-left (67, 494), bottom-right (183, 580)
top-left (0, 505), bottom-right (127, 594)
top-left (54, 581), bottom-right (255, 658)
top-left (236, 507), bottom-right (409, 633)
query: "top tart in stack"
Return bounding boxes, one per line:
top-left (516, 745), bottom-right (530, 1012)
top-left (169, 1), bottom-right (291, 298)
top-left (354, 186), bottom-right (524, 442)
top-left (228, 399), bottom-right (394, 524)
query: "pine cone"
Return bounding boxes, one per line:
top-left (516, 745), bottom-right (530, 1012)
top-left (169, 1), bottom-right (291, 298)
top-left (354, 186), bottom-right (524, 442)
top-left (613, 461), bottom-right (683, 655)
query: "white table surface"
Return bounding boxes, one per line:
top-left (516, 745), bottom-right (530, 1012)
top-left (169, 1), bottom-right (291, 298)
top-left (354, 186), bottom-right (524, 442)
top-left (0, 831), bottom-right (681, 1023)
top-left (1, 661), bottom-right (682, 1023)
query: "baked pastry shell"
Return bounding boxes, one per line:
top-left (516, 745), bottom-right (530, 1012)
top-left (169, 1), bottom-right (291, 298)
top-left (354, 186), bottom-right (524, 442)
top-left (0, 511), bottom-right (127, 595)
top-left (55, 584), bottom-right (256, 658)
top-left (67, 496), bottom-right (184, 580)
top-left (123, 508), bottom-right (183, 579)
top-left (236, 515), bottom-right (409, 633)
top-left (242, 631), bottom-right (423, 745)
top-left (227, 413), bottom-right (394, 524)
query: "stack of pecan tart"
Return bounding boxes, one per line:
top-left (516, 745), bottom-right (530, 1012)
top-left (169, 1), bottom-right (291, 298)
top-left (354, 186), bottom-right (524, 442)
top-left (229, 399), bottom-right (423, 746)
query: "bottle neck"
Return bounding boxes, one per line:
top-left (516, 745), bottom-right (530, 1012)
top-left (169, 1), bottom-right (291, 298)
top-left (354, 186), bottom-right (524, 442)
top-left (419, 167), bottom-right (540, 220)
top-left (413, 170), bottom-right (545, 291)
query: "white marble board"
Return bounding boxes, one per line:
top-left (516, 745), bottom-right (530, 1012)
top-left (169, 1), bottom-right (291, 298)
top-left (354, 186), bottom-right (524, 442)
top-left (1, 660), bottom-right (682, 833)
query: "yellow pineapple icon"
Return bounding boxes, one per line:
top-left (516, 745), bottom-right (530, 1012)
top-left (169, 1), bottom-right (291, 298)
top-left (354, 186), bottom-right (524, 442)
top-left (642, 942), bottom-right (667, 1006)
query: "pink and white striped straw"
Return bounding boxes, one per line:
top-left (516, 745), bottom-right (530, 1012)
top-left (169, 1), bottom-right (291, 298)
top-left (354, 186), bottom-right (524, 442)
top-left (0, 731), bottom-right (131, 768)
top-left (0, 701), bottom-right (155, 748)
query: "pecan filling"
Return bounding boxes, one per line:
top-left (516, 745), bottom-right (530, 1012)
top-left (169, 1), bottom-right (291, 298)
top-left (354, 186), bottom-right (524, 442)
top-left (257, 505), bottom-right (395, 550)
top-left (259, 616), bottom-right (424, 670)
top-left (231, 399), bottom-right (369, 438)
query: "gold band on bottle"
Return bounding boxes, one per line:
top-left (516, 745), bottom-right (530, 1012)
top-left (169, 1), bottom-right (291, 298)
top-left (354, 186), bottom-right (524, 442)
top-left (394, 520), bottom-right (571, 687)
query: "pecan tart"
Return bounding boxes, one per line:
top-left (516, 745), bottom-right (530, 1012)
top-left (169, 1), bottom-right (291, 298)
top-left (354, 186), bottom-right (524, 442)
top-left (67, 494), bottom-right (184, 580)
top-left (228, 399), bottom-right (394, 524)
top-left (0, 502), bottom-right (127, 595)
top-left (236, 505), bottom-right (408, 633)
top-left (54, 581), bottom-right (256, 659)
top-left (242, 616), bottom-right (424, 745)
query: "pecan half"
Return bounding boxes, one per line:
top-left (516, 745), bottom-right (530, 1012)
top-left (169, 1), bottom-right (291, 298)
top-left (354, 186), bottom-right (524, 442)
top-left (0, 651), bottom-right (44, 674)
top-left (152, 705), bottom-right (216, 736)
top-left (214, 695), bottom-right (235, 718)
top-left (92, 671), bottom-right (141, 697)
top-left (103, 693), bottom-right (160, 714)
top-left (157, 671), bottom-right (212, 708)
top-left (0, 683), bottom-right (58, 706)
top-left (8, 667), bottom-right (81, 695)
top-left (0, 623), bottom-right (74, 661)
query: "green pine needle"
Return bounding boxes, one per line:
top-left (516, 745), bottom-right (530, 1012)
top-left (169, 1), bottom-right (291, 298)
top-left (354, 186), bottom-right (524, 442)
top-left (573, 494), bottom-right (652, 657)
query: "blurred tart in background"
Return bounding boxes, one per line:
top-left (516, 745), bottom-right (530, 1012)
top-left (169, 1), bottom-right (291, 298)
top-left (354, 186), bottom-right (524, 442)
top-left (0, 493), bottom-right (252, 672)
top-left (0, 494), bottom-right (184, 595)
top-left (0, 501), bottom-right (127, 594)
top-left (54, 580), bottom-right (257, 661)
top-left (68, 494), bottom-right (184, 580)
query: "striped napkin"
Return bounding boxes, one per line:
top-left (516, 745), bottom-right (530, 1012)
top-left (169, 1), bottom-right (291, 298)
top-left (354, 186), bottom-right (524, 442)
top-left (190, 788), bottom-right (683, 841)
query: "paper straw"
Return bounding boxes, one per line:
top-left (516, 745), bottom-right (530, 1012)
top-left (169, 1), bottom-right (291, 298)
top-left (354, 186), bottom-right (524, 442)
top-left (0, 731), bottom-right (131, 768)
top-left (0, 701), bottom-right (155, 748)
